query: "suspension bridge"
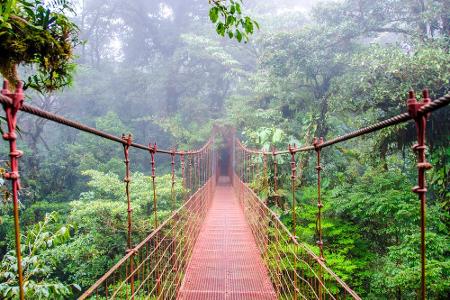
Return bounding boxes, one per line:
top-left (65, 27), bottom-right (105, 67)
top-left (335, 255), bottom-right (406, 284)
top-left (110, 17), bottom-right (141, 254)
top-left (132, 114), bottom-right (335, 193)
top-left (1, 80), bottom-right (449, 299)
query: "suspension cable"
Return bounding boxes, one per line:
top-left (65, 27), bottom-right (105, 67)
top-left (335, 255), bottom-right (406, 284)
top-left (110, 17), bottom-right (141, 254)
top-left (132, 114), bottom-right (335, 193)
top-left (234, 93), bottom-right (450, 155)
top-left (0, 92), bottom-right (212, 155)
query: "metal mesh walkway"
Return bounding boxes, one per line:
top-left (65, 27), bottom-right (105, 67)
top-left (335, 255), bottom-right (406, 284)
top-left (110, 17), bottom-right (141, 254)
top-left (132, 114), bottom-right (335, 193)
top-left (178, 177), bottom-right (276, 300)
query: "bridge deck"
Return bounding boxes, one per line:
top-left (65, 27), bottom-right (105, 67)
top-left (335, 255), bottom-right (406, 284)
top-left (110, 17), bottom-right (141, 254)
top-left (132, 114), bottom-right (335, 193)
top-left (178, 177), bottom-right (276, 300)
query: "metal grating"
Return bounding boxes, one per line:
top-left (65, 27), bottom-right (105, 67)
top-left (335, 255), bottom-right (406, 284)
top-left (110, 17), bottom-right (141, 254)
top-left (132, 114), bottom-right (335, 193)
top-left (178, 177), bottom-right (276, 300)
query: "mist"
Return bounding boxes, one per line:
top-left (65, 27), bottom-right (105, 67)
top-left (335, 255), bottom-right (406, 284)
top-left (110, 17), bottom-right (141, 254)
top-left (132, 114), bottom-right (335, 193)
top-left (0, 0), bottom-right (448, 298)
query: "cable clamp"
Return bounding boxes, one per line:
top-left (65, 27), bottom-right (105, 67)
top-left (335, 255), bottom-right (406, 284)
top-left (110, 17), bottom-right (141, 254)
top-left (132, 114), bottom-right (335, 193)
top-left (3, 172), bottom-right (20, 180)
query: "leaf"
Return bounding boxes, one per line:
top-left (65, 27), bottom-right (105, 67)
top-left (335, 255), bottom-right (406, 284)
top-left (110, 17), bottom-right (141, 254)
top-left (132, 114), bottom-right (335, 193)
top-left (254, 20), bottom-right (260, 30)
top-left (235, 2), bottom-right (241, 14)
top-left (216, 22), bottom-right (225, 36)
top-left (235, 29), bottom-right (242, 42)
top-left (209, 7), bottom-right (219, 23)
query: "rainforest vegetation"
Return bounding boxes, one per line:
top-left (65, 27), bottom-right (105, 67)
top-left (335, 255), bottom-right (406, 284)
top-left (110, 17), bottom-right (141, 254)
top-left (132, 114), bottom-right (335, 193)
top-left (0, 0), bottom-right (449, 299)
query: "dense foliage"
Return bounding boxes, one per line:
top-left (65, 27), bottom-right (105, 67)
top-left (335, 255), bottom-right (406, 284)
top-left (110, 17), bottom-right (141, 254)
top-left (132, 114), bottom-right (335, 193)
top-left (0, 0), bottom-right (79, 92)
top-left (0, 0), bottom-right (449, 299)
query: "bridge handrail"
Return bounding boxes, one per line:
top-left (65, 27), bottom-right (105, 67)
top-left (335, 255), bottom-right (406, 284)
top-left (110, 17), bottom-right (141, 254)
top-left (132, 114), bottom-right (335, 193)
top-left (78, 178), bottom-right (214, 299)
top-left (1, 79), bottom-right (217, 300)
top-left (238, 175), bottom-right (361, 299)
top-left (233, 90), bottom-right (449, 299)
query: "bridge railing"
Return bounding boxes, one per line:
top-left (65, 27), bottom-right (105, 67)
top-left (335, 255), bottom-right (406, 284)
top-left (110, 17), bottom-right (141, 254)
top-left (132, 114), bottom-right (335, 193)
top-left (233, 174), bottom-right (360, 300)
top-left (233, 90), bottom-right (450, 300)
top-left (79, 177), bottom-right (215, 300)
top-left (0, 80), bottom-right (217, 300)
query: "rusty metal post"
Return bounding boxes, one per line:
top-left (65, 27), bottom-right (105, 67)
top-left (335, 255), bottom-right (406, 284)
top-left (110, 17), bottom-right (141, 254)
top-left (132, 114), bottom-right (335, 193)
top-left (263, 154), bottom-right (269, 259)
top-left (198, 151), bottom-right (202, 186)
top-left (272, 147), bottom-right (280, 209)
top-left (407, 90), bottom-right (432, 300)
top-left (271, 148), bottom-right (281, 296)
top-left (263, 154), bottom-right (269, 204)
top-left (243, 149), bottom-right (246, 183)
top-left (181, 151), bottom-right (185, 198)
top-left (171, 150), bottom-right (176, 211)
top-left (122, 134), bottom-right (133, 248)
top-left (247, 153), bottom-right (251, 184)
top-left (314, 137), bottom-right (325, 300)
top-left (289, 144), bottom-right (298, 300)
top-left (197, 153), bottom-right (200, 188)
top-left (1, 80), bottom-right (25, 300)
top-left (149, 143), bottom-right (158, 228)
top-left (122, 133), bottom-right (135, 298)
top-left (149, 143), bottom-right (161, 295)
top-left (194, 154), bottom-right (199, 190)
top-left (189, 154), bottom-right (193, 197)
top-left (170, 150), bottom-right (179, 294)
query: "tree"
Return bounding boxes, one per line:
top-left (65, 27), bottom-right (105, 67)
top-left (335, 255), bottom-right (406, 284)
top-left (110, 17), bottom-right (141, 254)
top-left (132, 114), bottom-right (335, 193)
top-left (0, 0), bottom-right (79, 93)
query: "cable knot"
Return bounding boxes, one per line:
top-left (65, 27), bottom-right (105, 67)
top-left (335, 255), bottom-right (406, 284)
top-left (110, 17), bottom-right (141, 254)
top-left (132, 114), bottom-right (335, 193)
top-left (412, 144), bottom-right (427, 151)
top-left (407, 89), bottom-right (432, 119)
top-left (417, 162), bottom-right (432, 170)
top-left (288, 144), bottom-right (297, 155)
top-left (3, 171), bottom-right (20, 180)
top-left (125, 248), bottom-right (137, 255)
top-left (10, 150), bottom-right (23, 158)
top-left (412, 186), bottom-right (427, 193)
top-left (2, 80), bottom-right (24, 111)
top-left (149, 142), bottom-right (157, 154)
top-left (271, 145), bottom-right (277, 157)
top-left (3, 132), bottom-right (17, 141)
top-left (313, 137), bottom-right (324, 151)
top-left (121, 134), bottom-right (132, 147)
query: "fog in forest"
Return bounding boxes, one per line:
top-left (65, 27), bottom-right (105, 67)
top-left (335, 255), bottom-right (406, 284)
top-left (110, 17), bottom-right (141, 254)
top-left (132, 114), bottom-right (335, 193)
top-left (0, 0), bottom-right (449, 299)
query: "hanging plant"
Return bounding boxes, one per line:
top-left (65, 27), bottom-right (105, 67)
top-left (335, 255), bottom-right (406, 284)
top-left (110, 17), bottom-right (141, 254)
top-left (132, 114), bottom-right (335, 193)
top-left (0, 0), bottom-right (79, 93)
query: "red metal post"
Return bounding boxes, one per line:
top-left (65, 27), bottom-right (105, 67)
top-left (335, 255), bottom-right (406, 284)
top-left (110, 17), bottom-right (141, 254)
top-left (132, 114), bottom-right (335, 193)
top-left (149, 143), bottom-right (161, 296)
top-left (243, 151), bottom-right (246, 183)
top-left (289, 144), bottom-right (298, 300)
top-left (171, 150), bottom-right (176, 211)
top-left (314, 137), bottom-right (325, 261)
top-left (407, 90), bottom-right (432, 300)
top-left (194, 154), bottom-right (199, 190)
top-left (263, 154), bottom-right (269, 258)
top-left (188, 154), bottom-right (193, 196)
top-left (247, 153), bottom-right (251, 183)
top-left (263, 154), bottom-right (268, 204)
top-left (180, 151), bottom-right (186, 199)
top-left (122, 133), bottom-right (135, 298)
top-left (122, 134), bottom-right (133, 248)
top-left (149, 143), bottom-right (158, 228)
top-left (1, 80), bottom-right (25, 300)
top-left (314, 137), bottom-right (324, 300)
top-left (272, 147), bottom-right (280, 209)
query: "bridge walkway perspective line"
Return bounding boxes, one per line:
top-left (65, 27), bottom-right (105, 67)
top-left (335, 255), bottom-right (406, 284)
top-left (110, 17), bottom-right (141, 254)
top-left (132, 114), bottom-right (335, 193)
top-left (178, 176), bottom-right (277, 300)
